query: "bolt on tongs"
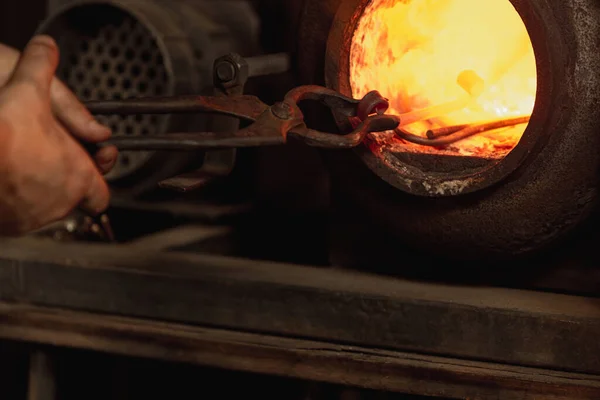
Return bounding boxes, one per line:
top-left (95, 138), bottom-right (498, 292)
top-left (85, 86), bottom-right (400, 151)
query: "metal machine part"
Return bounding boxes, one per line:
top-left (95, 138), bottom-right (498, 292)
top-left (158, 52), bottom-right (291, 193)
top-left (288, 0), bottom-right (600, 261)
top-left (324, 0), bottom-right (551, 197)
top-left (39, 0), bottom-right (261, 189)
top-left (157, 53), bottom-right (251, 193)
top-left (53, 10), bottom-right (168, 180)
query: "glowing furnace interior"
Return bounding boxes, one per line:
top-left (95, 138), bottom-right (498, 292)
top-left (350, 0), bottom-right (537, 158)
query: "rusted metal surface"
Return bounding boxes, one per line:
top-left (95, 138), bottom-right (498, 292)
top-left (159, 52), bottom-right (250, 192)
top-left (294, 0), bottom-right (600, 260)
top-left (157, 49), bottom-right (293, 193)
top-left (86, 95), bottom-right (270, 120)
top-left (86, 83), bottom-right (398, 150)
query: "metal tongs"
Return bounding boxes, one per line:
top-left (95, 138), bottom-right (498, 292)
top-left (85, 85), bottom-right (400, 150)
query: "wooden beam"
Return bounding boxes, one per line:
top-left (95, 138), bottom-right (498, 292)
top-left (1, 237), bottom-right (600, 376)
top-left (0, 304), bottom-right (598, 400)
top-left (126, 225), bottom-right (231, 251)
top-left (27, 351), bottom-right (56, 400)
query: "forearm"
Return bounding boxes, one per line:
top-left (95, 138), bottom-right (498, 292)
top-left (0, 43), bottom-right (20, 87)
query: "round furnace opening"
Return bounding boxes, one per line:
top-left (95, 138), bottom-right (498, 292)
top-left (350, 0), bottom-right (537, 159)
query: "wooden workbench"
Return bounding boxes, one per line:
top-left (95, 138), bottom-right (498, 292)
top-left (1, 235), bottom-right (600, 399)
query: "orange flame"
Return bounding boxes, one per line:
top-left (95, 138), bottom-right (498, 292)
top-left (350, 0), bottom-right (537, 158)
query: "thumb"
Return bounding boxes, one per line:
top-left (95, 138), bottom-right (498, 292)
top-left (8, 35), bottom-right (59, 93)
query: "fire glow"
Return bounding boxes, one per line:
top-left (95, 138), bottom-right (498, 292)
top-left (350, 0), bottom-right (537, 158)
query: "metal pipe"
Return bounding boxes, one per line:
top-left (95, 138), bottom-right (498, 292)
top-left (246, 53), bottom-right (291, 77)
top-left (103, 133), bottom-right (285, 150)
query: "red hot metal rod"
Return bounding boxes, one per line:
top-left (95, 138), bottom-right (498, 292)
top-left (426, 117), bottom-right (531, 139)
top-left (425, 124), bottom-right (470, 139)
top-left (395, 116), bottom-right (531, 147)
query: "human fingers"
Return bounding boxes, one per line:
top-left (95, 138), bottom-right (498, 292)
top-left (58, 134), bottom-right (112, 215)
top-left (50, 78), bottom-right (112, 142)
top-left (7, 35), bottom-right (58, 94)
top-left (94, 145), bottom-right (119, 175)
top-left (78, 164), bottom-right (111, 215)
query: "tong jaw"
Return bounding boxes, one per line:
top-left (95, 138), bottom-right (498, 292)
top-left (276, 85), bottom-right (399, 148)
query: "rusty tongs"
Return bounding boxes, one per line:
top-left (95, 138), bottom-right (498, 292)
top-left (85, 85), bottom-right (401, 150)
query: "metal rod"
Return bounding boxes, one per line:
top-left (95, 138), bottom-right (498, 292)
top-left (247, 53), bottom-right (291, 77)
top-left (427, 117), bottom-right (531, 139)
top-left (426, 124), bottom-right (470, 139)
top-left (84, 95), bottom-right (267, 121)
top-left (102, 133), bottom-right (284, 150)
top-left (86, 95), bottom-right (214, 115)
top-left (395, 116), bottom-right (531, 147)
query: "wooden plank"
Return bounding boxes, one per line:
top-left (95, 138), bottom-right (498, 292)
top-left (1, 237), bottom-right (600, 376)
top-left (27, 351), bottom-right (56, 400)
top-left (126, 226), bottom-right (231, 251)
top-left (0, 303), bottom-right (598, 400)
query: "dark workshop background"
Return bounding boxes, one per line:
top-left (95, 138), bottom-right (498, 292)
top-left (0, 1), bottom-right (48, 398)
top-left (0, 0), bottom-right (47, 49)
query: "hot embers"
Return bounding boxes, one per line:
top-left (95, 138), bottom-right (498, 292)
top-left (349, 0), bottom-right (537, 159)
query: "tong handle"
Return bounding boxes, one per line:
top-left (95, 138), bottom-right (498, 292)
top-left (82, 86), bottom-right (396, 151)
top-left (83, 95), bottom-right (272, 151)
top-left (85, 94), bottom-right (268, 122)
top-left (83, 104), bottom-right (291, 151)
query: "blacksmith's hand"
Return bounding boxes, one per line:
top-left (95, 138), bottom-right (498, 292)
top-left (0, 40), bottom-right (118, 175)
top-left (0, 35), bottom-right (112, 235)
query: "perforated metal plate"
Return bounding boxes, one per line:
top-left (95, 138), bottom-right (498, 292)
top-left (55, 8), bottom-right (171, 180)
